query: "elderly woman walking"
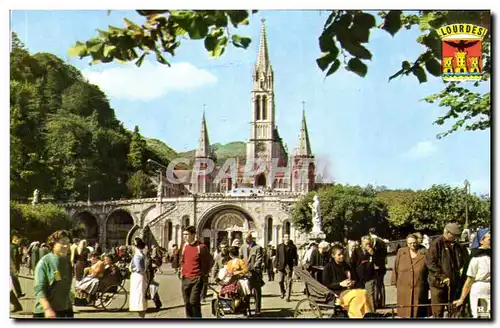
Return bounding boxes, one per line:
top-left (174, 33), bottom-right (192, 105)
top-left (392, 234), bottom-right (429, 317)
top-left (129, 237), bottom-right (148, 318)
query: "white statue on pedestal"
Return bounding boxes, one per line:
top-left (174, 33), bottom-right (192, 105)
top-left (309, 195), bottom-right (323, 233)
top-left (32, 189), bottom-right (40, 206)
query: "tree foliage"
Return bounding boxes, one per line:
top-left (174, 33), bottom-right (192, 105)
top-left (70, 10), bottom-right (490, 138)
top-left (292, 184), bottom-right (391, 242)
top-left (293, 183), bottom-right (490, 241)
top-left (10, 32), bottom-right (168, 203)
top-left (10, 202), bottom-right (77, 243)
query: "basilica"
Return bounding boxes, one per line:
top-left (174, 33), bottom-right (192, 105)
top-left (186, 21), bottom-right (316, 196)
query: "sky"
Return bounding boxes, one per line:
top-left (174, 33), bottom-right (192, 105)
top-left (9, 9), bottom-right (491, 195)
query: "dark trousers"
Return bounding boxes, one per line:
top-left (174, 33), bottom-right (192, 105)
top-left (267, 269), bottom-right (275, 281)
top-left (11, 275), bottom-right (23, 297)
top-left (10, 290), bottom-right (22, 310)
top-left (278, 269), bottom-right (293, 297)
top-left (430, 285), bottom-right (457, 318)
top-left (201, 276), bottom-right (208, 300)
top-left (251, 283), bottom-right (262, 313)
top-left (33, 309), bottom-right (74, 318)
top-left (374, 270), bottom-right (385, 308)
top-left (364, 279), bottom-right (376, 311)
top-left (181, 276), bottom-right (203, 318)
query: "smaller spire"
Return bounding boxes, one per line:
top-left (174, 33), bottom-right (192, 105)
top-left (296, 101), bottom-right (312, 156)
top-left (195, 107), bottom-right (212, 158)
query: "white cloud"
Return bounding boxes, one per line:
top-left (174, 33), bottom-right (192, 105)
top-left (82, 61), bottom-right (217, 101)
top-left (404, 140), bottom-right (438, 159)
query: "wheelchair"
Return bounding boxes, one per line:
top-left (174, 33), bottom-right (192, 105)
top-left (73, 267), bottom-right (128, 312)
top-left (208, 278), bottom-right (257, 318)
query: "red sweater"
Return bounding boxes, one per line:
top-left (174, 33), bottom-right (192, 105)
top-left (181, 242), bottom-right (211, 279)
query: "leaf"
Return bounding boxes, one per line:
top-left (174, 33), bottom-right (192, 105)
top-left (324, 12), bottom-right (336, 30)
top-left (155, 51), bottom-right (170, 66)
top-left (188, 18), bottom-right (209, 40)
top-left (210, 36), bottom-right (228, 57)
top-left (231, 35), bottom-right (251, 49)
top-left (123, 18), bottom-right (140, 31)
top-left (226, 11), bottom-right (249, 27)
top-left (341, 40), bottom-right (372, 60)
top-left (103, 45), bottom-right (116, 57)
top-left (425, 58), bottom-right (442, 77)
top-left (350, 25), bottom-right (370, 43)
top-left (68, 42), bottom-right (86, 57)
top-left (204, 34), bottom-right (218, 51)
top-left (412, 66), bottom-right (427, 83)
top-left (316, 52), bottom-right (335, 71)
top-left (326, 59), bottom-right (341, 77)
top-left (135, 52), bottom-right (147, 67)
top-left (402, 61), bottom-right (411, 70)
top-left (382, 10), bottom-right (402, 36)
top-left (353, 12), bottom-right (376, 29)
top-left (347, 58), bottom-right (367, 77)
top-left (319, 32), bottom-right (336, 53)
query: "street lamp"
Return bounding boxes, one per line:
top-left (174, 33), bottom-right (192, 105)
top-left (147, 159), bottom-right (168, 197)
top-left (464, 179), bottom-right (470, 229)
top-left (87, 184), bottom-right (91, 206)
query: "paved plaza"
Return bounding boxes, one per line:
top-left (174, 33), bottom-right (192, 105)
top-left (11, 257), bottom-right (396, 319)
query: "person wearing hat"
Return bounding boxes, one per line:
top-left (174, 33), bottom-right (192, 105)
top-left (453, 228), bottom-right (490, 318)
top-left (426, 222), bottom-right (469, 317)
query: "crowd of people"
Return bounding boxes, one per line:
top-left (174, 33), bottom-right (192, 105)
top-left (10, 232), bottom-right (165, 317)
top-left (10, 221), bottom-right (490, 319)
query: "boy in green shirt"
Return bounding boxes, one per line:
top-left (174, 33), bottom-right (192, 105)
top-left (33, 230), bottom-right (73, 318)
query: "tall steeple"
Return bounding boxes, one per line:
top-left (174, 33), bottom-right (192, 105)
top-left (296, 103), bottom-right (312, 156)
top-left (256, 18), bottom-right (271, 72)
top-left (195, 109), bottom-right (211, 158)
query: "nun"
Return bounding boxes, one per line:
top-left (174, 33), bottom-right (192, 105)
top-left (129, 237), bottom-right (148, 318)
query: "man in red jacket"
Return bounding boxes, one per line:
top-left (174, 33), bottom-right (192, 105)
top-left (180, 226), bottom-right (212, 318)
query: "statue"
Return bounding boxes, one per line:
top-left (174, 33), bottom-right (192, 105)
top-left (32, 189), bottom-right (40, 206)
top-left (309, 194), bottom-right (323, 233)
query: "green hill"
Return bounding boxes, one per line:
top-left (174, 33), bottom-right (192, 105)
top-left (145, 138), bottom-right (178, 163)
top-left (179, 141), bottom-right (246, 166)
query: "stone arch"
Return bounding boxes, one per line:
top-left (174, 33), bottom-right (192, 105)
top-left (256, 173), bottom-right (266, 187)
top-left (105, 209), bottom-right (136, 248)
top-left (126, 225), bottom-right (141, 246)
top-left (283, 220), bottom-right (291, 237)
top-left (265, 215), bottom-right (273, 246)
top-left (163, 220), bottom-right (173, 249)
top-left (71, 210), bottom-right (99, 242)
top-left (197, 204), bottom-right (257, 249)
top-left (181, 215), bottom-right (190, 229)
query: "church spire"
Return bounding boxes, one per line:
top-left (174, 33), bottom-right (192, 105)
top-left (256, 18), bottom-right (271, 71)
top-left (195, 108), bottom-right (211, 158)
top-left (297, 102), bottom-right (312, 156)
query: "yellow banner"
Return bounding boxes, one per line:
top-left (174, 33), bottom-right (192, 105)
top-left (437, 24), bottom-right (488, 39)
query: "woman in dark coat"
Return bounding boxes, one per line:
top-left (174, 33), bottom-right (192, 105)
top-left (391, 234), bottom-right (429, 318)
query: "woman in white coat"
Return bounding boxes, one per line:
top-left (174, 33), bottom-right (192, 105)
top-left (129, 237), bottom-right (148, 318)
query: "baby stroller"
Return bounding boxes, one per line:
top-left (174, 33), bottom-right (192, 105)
top-left (208, 274), bottom-right (255, 318)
